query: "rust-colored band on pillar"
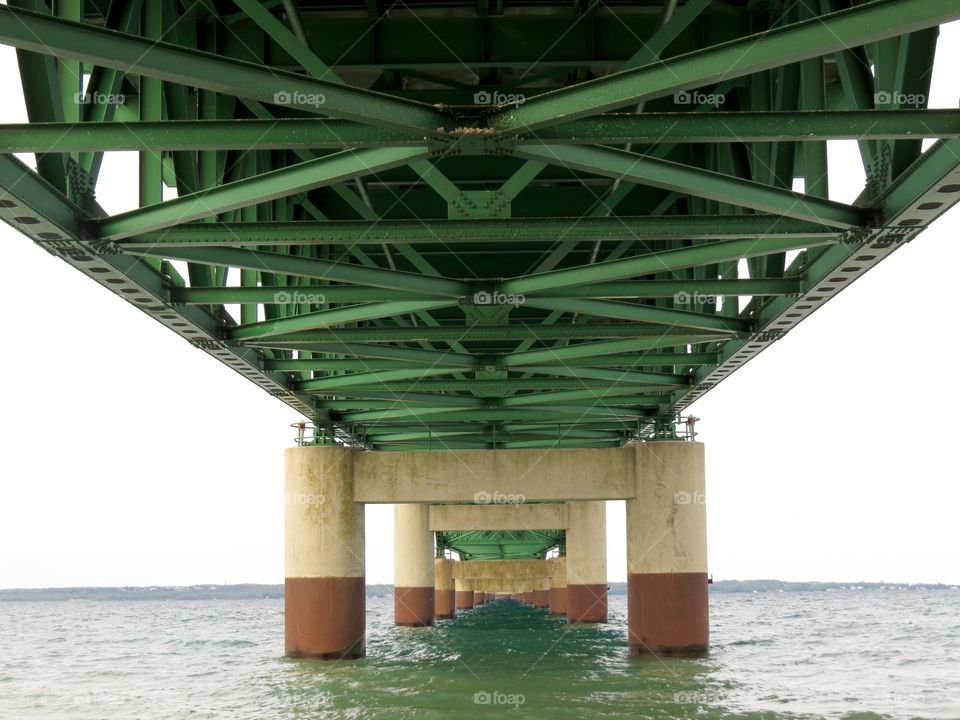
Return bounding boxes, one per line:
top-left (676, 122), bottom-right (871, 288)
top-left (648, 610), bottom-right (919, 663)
top-left (285, 577), bottom-right (365, 659)
top-left (628, 442), bottom-right (708, 655)
top-left (285, 446), bottom-right (365, 660)
top-left (473, 591), bottom-right (485, 605)
top-left (549, 586), bottom-right (567, 615)
top-left (394, 504), bottom-right (435, 627)
top-left (532, 589), bottom-right (550, 608)
top-left (434, 559), bottom-right (456, 619)
top-left (395, 586), bottom-right (436, 626)
top-left (455, 578), bottom-right (474, 609)
top-left (436, 589), bottom-right (456, 618)
top-left (548, 557), bottom-right (567, 614)
top-left (567, 584), bottom-right (608, 623)
top-left (628, 572), bottom-right (708, 656)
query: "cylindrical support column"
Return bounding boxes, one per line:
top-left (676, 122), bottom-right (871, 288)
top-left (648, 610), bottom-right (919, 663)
top-left (549, 557), bottom-right (568, 615)
top-left (285, 446), bottom-right (364, 659)
top-left (434, 558), bottom-right (456, 619)
top-left (628, 441), bottom-right (708, 656)
top-left (473, 590), bottom-right (485, 605)
top-left (566, 501), bottom-right (607, 623)
top-left (455, 578), bottom-right (474, 609)
top-left (394, 504), bottom-right (435, 627)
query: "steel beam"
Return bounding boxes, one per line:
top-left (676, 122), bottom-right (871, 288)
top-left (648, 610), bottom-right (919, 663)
top-left (117, 215), bottom-right (835, 249)
top-left (502, 236), bottom-right (837, 296)
top-left (487, 0), bottom-right (960, 132)
top-left (0, 5), bottom-right (448, 133)
top-left (517, 144), bottom-right (868, 228)
top-left (97, 147), bottom-right (428, 239)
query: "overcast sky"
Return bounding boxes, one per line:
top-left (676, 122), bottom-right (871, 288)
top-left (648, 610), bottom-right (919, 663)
top-left (1, 23), bottom-right (958, 589)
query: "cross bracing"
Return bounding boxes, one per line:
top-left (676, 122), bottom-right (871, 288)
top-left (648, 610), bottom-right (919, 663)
top-left (1, 0), bottom-right (959, 453)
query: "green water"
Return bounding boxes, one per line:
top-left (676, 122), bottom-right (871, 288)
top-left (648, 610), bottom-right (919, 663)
top-left (2, 591), bottom-right (959, 718)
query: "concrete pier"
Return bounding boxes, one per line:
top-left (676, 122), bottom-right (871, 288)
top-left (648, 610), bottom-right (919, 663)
top-left (284, 446), bottom-right (365, 659)
top-left (549, 557), bottom-right (568, 615)
top-left (394, 503), bottom-right (435, 627)
top-left (283, 443), bottom-right (708, 658)
top-left (628, 442), bottom-right (708, 655)
top-left (455, 578), bottom-right (474, 609)
top-left (434, 558), bottom-right (455, 619)
top-left (566, 500), bottom-right (607, 623)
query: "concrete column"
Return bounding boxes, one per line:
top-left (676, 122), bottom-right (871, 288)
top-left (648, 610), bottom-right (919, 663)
top-left (285, 446), bottom-right (364, 659)
top-left (532, 575), bottom-right (550, 608)
top-left (434, 558), bottom-right (456, 619)
top-left (455, 578), bottom-right (474, 609)
top-left (628, 441), bottom-right (708, 656)
top-left (473, 590), bottom-right (485, 605)
top-left (549, 557), bottom-right (567, 615)
top-left (566, 500), bottom-right (607, 623)
top-left (394, 503), bottom-right (435, 626)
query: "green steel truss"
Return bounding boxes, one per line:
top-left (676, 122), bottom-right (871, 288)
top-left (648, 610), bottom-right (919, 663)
top-left (3, 0), bottom-right (960, 457)
top-left (437, 529), bottom-right (565, 561)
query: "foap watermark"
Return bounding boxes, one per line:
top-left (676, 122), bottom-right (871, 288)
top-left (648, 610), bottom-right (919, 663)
top-left (285, 491), bottom-right (325, 507)
top-left (274, 290), bottom-right (327, 305)
top-left (74, 91), bottom-right (125, 106)
top-left (674, 90), bottom-right (725, 107)
top-left (674, 691), bottom-right (712, 704)
top-left (273, 90), bottom-right (326, 108)
top-left (673, 290), bottom-right (717, 305)
top-left (673, 490), bottom-right (705, 506)
top-left (473, 290), bottom-right (525, 307)
top-left (473, 90), bottom-right (526, 106)
top-left (473, 690), bottom-right (526, 708)
top-left (474, 490), bottom-right (525, 505)
top-left (874, 91), bottom-right (926, 108)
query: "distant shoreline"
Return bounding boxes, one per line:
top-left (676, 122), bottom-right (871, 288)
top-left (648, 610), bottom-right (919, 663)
top-left (1, 580), bottom-right (957, 601)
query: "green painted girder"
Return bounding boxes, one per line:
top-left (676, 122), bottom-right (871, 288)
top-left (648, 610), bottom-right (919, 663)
top-left (487, 0), bottom-right (960, 132)
top-left (138, 246), bottom-right (467, 296)
top-left (366, 428), bottom-right (623, 442)
top-left (262, 353), bottom-right (719, 373)
top-left (0, 153), bottom-right (333, 431)
top-left (246, 324), bottom-right (733, 345)
top-left (525, 298), bottom-right (751, 332)
top-left (528, 110), bottom-right (960, 144)
top-left (229, 300), bottom-right (458, 340)
top-left (339, 406), bottom-right (655, 423)
top-left (0, 5), bottom-right (449, 133)
top-left (5, 110), bottom-right (959, 153)
top-left (438, 529), bottom-right (564, 561)
top-left (118, 215), bottom-right (835, 248)
top-left (517, 144), bottom-right (868, 228)
top-left (172, 278), bottom-right (798, 305)
top-left (96, 147), bottom-right (429, 239)
top-left (501, 236), bottom-right (839, 295)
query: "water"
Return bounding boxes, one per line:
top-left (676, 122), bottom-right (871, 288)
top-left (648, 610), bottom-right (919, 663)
top-left (1, 590), bottom-right (958, 719)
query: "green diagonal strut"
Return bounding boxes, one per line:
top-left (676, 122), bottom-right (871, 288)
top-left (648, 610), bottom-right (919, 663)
top-left (97, 147), bottom-right (429, 239)
top-left (0, 5), bottom-right (449, 132)
top-left (487, 0), bottom-right (960, 132)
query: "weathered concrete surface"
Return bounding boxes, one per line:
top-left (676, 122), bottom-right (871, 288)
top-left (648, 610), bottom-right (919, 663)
top-left (567, 501), bottom-right (607, 624)
top-left (394, 503), bottom-right (434, 627)
top-left (429, 502), bottom-right (568, 531)
top-left (452, 559), bottom-right (553, 580)
top-left (628, 441), bottom-right (708, 655)
top-left (285, 446), bottom-right (364, 658)
top-left (434, 558), bottom-right (456, 619)
top-left (354, 448), bottom-right (634, 503)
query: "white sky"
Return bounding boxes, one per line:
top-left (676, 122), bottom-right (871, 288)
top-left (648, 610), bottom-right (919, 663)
top-left (0, 22), bottom-right (958, 588)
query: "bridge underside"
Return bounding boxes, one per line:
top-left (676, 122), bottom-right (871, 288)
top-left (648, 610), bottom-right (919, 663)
top-left (4, 0), bottom-right (958, 661)
top-left (2, 0), bottom-right (960, 452)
